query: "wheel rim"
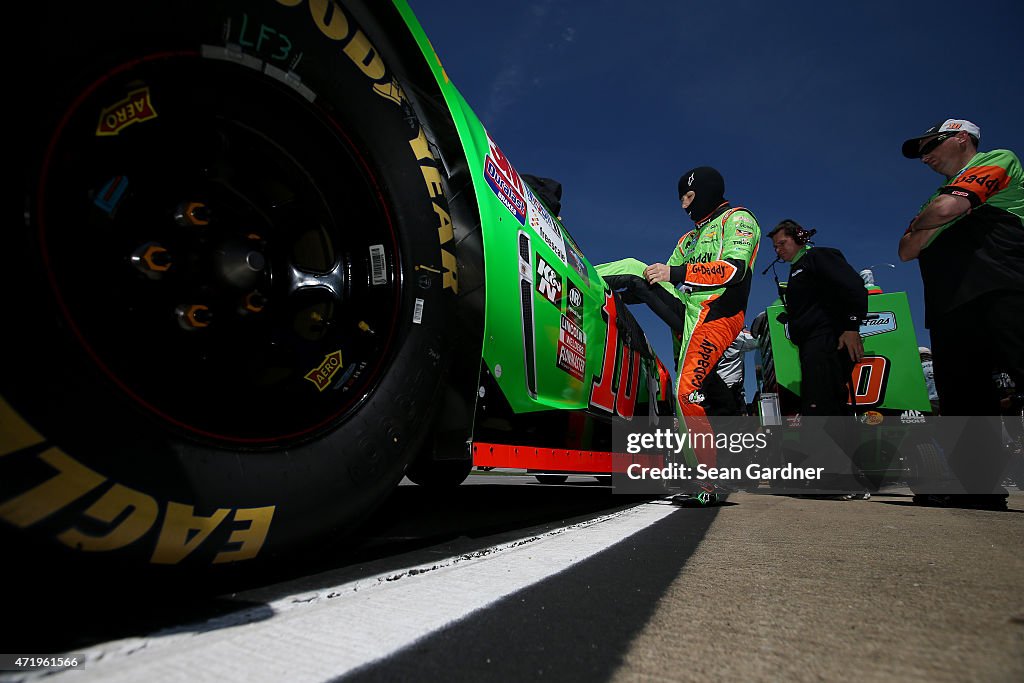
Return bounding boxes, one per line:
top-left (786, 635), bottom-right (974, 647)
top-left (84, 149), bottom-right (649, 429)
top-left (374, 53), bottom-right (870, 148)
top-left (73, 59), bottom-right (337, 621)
top-left (36, 52), bottom-right (403, 445)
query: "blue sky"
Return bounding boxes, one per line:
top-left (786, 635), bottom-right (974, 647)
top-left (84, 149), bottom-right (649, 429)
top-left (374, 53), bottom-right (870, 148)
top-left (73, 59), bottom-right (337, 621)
top-left (408, 0), bottom-right (1024, 399)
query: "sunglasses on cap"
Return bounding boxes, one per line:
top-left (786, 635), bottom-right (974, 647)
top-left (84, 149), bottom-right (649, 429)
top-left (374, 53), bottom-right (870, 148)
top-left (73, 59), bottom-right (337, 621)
top-left (918, 132), bottom-right (955, 156)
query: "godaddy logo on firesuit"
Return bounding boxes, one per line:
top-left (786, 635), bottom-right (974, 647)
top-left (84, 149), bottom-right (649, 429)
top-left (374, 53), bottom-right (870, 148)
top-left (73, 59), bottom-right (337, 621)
top-left (689, 263), bottom-right (727, 278)
top-left (687, 338), bottom-right (719, 395)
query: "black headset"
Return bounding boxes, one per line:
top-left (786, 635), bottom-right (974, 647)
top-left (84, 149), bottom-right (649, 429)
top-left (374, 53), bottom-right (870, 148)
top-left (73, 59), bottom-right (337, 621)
top-left (794, 227), bottom-right (817, 245)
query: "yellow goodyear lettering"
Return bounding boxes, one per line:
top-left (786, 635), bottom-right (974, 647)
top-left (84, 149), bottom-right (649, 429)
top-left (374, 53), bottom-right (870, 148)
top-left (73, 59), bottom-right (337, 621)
top-left (151, 502), bottom-right (232, 565)
top-left (0, 448), bottom-right (106, 528)
top-left (305, 0), bottom-right (350, 40)
top-left (409, 130), bottom-right (458, 293)
top-left (282, 0), bottom-right (407, 106)
top-left (277, 2), bottom-right (454, 289)
top-left (1, 395), bottom-right (277, 563)
top-left (57, 483), bottom-right (158, 552)
top-left (0, 396), bottom-right (45, 457)
top-left (214, 506), bottom-right (276, 564)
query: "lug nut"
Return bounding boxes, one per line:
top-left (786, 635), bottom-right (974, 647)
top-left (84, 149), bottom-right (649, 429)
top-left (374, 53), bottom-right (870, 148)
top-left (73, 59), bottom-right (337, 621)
top-left (131, 242), bottom-right (172, 279)
top-left (174, 201), bottom-right (211, 226)
top-left (176, 304), bottom-right (212, 330)
top-left (243, 292), bottom-right (266, 313)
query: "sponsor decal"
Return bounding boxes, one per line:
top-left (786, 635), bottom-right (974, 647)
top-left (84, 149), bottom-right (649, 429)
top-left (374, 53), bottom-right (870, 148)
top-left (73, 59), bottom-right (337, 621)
top-left (96, 87), bottom-right (158, 137)
top-left (859, 311), bottom-right (896, 337)
top-left (556, 315), bottom-right (587, 381)
top-left (535, 256), bottom-right (562, 307)
top-left (686, 390), bottom-right (706, 405)
top-left (566, 283), bottom-right (584, 327)
top-left (565, 239), bottom-right (588, 280)
top-left (900, 410), bottom-right (927, 424)
top-left (304, 350), bottom-right (344, 391)
top-left (483, 135), bottom-right (527, 225)
top-left (484, 156), bottom-right (527, 225)
top-left (526, 187), bottom-right (567, 264)
top-left (861, 410), bottom-right (884, 426)
top-left (735, 228), bottom-right (754, 238)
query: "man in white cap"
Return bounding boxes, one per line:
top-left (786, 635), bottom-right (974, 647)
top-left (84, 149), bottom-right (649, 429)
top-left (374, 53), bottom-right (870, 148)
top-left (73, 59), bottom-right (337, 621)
top-left (898, 118), bottom-right (1024, 510)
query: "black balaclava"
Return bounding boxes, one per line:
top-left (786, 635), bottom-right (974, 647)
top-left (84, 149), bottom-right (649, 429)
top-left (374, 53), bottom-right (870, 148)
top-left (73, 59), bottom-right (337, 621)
top-left (677, 166), bottom-right (725, 223)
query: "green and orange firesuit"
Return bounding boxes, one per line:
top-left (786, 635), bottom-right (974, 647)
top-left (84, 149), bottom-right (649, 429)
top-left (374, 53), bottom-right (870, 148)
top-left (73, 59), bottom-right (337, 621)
top-left (666, 203), bottom-right (760, 418)
top-left (598, 193), bottom-right (760, 466)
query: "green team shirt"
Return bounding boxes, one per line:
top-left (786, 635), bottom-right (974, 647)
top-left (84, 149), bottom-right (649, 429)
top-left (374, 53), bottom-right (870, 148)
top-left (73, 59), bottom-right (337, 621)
top-left (916, 149), bottom-right (1024, 324)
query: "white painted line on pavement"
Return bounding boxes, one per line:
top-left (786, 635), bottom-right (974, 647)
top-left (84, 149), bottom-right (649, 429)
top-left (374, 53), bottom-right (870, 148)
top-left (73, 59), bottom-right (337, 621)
top-left (32, 500), bottom-right (678, 683)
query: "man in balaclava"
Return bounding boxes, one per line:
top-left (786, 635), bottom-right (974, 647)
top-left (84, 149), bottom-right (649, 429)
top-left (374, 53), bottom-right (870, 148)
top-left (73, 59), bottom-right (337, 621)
top-left (598, 167), bottom-right (760, 469)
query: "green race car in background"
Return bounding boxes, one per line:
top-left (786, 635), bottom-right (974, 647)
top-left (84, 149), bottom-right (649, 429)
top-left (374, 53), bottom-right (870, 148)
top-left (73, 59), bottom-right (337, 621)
top-left (753, 288), bottom-right (934, 489)
top-left (4, 0), bottom-right (671, 571)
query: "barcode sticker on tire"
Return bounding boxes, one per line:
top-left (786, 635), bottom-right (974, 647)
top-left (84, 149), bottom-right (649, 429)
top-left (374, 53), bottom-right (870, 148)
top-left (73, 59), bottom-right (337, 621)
top-left (369, 245), bottom-right (387, 286)
top-left (413, 298), bottom-right (424, 324)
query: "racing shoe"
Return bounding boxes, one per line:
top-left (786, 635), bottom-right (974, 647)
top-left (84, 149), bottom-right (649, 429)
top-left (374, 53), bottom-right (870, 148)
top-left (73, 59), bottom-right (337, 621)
top-left (670, 481), bottom-right (724, 507)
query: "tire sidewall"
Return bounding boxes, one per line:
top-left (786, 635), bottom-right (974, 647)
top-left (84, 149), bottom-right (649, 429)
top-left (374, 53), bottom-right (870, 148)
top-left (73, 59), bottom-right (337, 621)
top-left (5, 0), bottom-right (456, 567)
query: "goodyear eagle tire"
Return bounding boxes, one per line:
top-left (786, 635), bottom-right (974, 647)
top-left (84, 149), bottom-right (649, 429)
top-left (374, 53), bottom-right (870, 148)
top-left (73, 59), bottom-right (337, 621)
top-left (4, 1), bottom-right (458, 571)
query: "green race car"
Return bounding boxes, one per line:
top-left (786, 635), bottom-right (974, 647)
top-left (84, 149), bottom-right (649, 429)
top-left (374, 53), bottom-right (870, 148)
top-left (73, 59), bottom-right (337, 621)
top-left (4, 0), bottom-right (672, 570)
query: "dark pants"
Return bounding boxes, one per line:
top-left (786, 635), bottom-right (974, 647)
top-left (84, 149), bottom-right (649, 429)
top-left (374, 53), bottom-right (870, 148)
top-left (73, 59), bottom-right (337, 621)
top-left (927, 291), bottom-right (1024, 494)
top-left (930, 291), bottom-right (1024, 416)
top-left (797, 333), bottom-right (853, 416)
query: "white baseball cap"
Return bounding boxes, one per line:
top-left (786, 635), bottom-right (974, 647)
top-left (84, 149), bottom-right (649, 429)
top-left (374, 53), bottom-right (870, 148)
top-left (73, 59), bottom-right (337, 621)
top-left (902, 119), bottom-right (980, 158)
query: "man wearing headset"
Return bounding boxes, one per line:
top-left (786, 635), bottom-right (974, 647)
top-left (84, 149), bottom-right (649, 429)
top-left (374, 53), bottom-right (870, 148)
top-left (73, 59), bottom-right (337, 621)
top-left (768, 219), bottom-right (866, 416)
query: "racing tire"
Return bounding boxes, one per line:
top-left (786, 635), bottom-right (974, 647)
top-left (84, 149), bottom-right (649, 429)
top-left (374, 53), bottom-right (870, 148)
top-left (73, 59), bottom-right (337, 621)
top-left (4, 0), bottom-right (459, 573)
